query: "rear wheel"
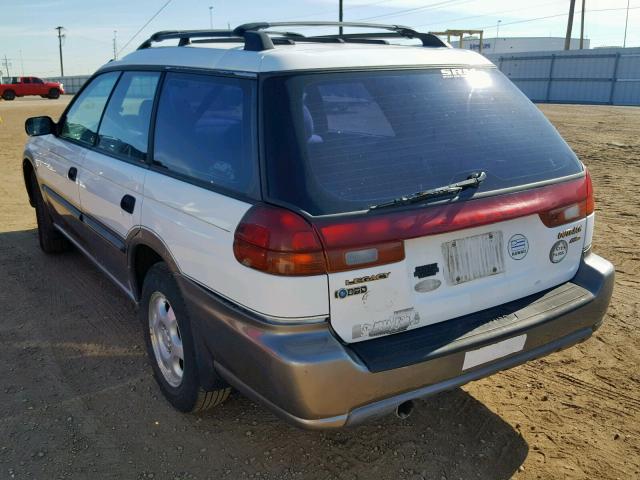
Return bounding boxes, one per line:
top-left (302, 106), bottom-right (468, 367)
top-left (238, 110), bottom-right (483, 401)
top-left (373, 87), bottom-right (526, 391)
top-left (31, 173), bottom-right (69, 253)
top-left (140, 263), bottom-right (231, 412)
top-left (48, 88), bottom-right (60, 99)
top-left (2, 90), bottom-right (15, 101)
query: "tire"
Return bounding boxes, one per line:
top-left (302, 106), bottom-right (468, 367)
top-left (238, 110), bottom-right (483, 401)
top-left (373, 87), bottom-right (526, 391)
top-left (31, 173), bottom-right (69, 254)
top-left (48, 88), bottom-right (60, 99)
top-left (140, 262), bottom-right (231, 413)
top-left (2, 90), bottom-right (15, 101)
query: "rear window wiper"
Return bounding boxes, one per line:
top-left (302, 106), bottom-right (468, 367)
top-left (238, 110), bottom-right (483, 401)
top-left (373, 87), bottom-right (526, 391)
top-left (368, 171), bottom-right (487, 211)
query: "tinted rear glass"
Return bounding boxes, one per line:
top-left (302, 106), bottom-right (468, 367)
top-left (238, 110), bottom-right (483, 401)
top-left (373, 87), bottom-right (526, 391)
top-left (263, 68), bottom-right (582, 216)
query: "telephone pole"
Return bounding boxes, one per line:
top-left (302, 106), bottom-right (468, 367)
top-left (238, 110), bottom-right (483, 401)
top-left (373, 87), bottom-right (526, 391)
top-left (113, 30), bottom-right (118, 60)
top-left (564, 0), bottom-right (576, 50)
top-left (623, 0), bottom-right (631, 48)
top-left (55, 26), bottom-right (65, 76)
top-left (579, 0), bottom-right (586, 49)
top-left (209, 6), bottom-right (213, 29)
top-left (339, 0), bottom-right (343, 35)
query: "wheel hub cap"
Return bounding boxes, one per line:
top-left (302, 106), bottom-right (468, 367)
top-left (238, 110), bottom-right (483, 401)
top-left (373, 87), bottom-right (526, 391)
top-left (148, 292), bottom-right (184, 387)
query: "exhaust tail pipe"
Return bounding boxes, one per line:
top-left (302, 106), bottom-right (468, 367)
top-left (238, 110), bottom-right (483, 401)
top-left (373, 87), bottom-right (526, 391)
top-left (395, 400), bottom-right (415, 419)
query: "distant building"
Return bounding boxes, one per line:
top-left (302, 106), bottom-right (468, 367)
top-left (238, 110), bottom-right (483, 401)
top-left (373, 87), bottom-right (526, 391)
top-left (450, 37), bottom-right (590, 54)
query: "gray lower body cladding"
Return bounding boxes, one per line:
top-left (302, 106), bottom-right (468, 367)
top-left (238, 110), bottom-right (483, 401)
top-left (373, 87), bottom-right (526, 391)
top-left (177, 252), bottom-right (614, 429)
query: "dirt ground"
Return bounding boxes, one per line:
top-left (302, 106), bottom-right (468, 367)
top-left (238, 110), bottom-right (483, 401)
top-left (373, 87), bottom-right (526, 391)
top-left (0, 97), bottom-right (638, 480)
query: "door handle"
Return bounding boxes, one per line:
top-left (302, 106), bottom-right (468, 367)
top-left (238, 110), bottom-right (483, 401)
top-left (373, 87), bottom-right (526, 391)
top-left (67, 167), bottom-right (77, 181)
top-left (120, 194), bottom-right (136, 214)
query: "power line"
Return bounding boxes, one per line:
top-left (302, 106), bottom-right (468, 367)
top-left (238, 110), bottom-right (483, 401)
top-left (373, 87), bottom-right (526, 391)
top-left (117, 0), bottom-right (173, 56)
top-left (624, 0), bottom-right (631, 47)
top-left (412, 0), bottom-right (560, 29)
top-left (356, 0), bottom-right (475, 22)
top-left (278, 0), bottom-right (391, 21)
top-left (474, 5), bottom-right (640, 31)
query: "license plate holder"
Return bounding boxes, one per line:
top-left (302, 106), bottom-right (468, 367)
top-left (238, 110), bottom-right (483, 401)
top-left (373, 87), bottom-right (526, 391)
top-left (443, 231), bottom-right (505, 286)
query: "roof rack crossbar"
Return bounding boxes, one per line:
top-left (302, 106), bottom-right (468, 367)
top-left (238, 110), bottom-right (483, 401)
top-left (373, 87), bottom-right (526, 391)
top-left (234, 21), bottom-right (448, 48)
top-left (137, 21), bottom-right (450, 52)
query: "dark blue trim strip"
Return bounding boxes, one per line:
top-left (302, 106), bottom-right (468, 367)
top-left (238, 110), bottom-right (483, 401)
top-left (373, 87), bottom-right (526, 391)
top-left (42, 184), bottom-right (82, 219)
top-left (42, 184), bottom-right (126, 252)
top-left (82, 215), bottom-right (126, 252)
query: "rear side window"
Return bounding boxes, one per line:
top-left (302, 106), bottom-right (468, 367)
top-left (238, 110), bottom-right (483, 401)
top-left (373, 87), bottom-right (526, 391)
top-left (263, 68), bottom-right (583, 215)
top-left (60, 72), bottom-right (120, 146)
top-left (153, 72), bottom-right (257, 196)
top-left (97, 72), bottom-right (160, 162)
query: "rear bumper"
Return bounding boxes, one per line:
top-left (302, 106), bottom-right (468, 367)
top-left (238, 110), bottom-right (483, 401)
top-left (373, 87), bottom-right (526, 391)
top-left (178, 252), bottom-right (614, 429)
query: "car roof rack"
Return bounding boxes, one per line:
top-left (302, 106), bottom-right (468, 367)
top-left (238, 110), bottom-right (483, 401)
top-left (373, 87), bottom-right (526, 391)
top-left (137, 21), bottom-right (449, 52)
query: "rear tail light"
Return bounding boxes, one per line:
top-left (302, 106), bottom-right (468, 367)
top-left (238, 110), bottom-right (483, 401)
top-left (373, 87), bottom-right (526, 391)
top-left (233, 206), bottom-right (326, 276)
top-left (234, 174), bottom-right (593, 276)
top-left (538, 170), bottom-right (594, 227)
top-left (233, 206), bottom-right (405, 276)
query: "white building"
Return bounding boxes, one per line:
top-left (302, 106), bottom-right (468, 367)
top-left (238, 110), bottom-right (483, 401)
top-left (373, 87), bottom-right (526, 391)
top-left (450, 37), bottom-right (590, 54)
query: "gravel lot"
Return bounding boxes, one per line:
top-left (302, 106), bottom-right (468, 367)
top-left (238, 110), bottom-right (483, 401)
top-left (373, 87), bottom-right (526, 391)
top-left (0, 97), bottom-right (638, 480)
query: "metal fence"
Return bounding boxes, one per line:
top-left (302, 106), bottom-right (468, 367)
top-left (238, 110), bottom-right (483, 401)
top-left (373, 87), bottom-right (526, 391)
top-left (44, 47), bottom-right (640, 106)
top-left (44, 75), bottom-right (90, 95)
top-left (486, 47), bottom-right (640, 106)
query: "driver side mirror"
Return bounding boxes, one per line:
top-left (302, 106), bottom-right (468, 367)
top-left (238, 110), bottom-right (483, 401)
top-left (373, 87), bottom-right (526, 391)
top-left (25, 116), bottom-right (56, 136)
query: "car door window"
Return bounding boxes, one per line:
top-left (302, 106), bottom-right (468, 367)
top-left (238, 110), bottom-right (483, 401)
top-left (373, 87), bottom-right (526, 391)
top-left (33, 77), bottom-right (44, 84)
top-left (60, 72), bottom-right (120, 146)
top-left (96, 71), bottom-right (160, 162)
top-left (153, 72), bottom-right (258, 196)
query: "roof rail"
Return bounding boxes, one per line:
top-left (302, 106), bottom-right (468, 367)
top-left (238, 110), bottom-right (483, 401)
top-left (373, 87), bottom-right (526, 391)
top-left (137, 21), bottom-right (449, 52)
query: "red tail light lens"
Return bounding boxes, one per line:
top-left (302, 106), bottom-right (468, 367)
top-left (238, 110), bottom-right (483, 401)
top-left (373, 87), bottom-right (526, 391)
top-left (538, 170), bottom-right (593, 227)
top-left (233, 206), bottom-right (405, 275)
top-left (233, 205), bottom-right (327, 276)
top-left (585, 169), bottom-right (595, 215)
top-left (234, 174), bottom-right (592, 276)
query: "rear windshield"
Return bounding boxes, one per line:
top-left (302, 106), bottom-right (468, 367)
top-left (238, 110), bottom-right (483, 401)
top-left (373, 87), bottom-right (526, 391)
top-left (262, 67), bottom-right (582, 216)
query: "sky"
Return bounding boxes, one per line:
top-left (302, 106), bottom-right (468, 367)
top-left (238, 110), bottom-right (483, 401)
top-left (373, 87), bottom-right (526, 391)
top-left (1, 0), bottom-right (639, 77)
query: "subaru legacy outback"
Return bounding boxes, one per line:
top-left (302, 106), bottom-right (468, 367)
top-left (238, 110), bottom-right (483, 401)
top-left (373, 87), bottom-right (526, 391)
top-left (23, 22), bottom-right (614, 428)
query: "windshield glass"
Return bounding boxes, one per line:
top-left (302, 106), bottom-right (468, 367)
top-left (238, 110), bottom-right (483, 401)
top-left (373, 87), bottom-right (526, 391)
top-left (262, 67), bottom-right (582, 216)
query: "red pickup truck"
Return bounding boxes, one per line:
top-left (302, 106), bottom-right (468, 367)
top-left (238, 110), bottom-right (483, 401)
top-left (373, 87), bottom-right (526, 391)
top-left (0, 76), bottom-right (64, 100)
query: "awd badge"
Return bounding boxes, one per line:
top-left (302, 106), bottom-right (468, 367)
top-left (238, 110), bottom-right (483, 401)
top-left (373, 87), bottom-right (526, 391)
top-left (335, 286), bottom-right (368, 299)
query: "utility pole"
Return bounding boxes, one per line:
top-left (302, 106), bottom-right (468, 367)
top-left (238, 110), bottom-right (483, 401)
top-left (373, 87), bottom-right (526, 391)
top-left (623, 0), bottom-right (631, 48)
top-left (339, 0), bottom-right (343, 35)
top-left (564, 0), bottom-right (576, 50)
top-left (494, 20), bottom-right (502, 52)
top-left (579, 0), bottom-right (586, 49)
top-left (2, 55), bottom-right (11, 78)
top-left (113, 30), bottom-right (117, 60)
top-left (55, 26), bottom-right (65, 76)
top-left (209, 6), bottom-right (213, 29)
top-left (19, 49), bottom-right (25, 75)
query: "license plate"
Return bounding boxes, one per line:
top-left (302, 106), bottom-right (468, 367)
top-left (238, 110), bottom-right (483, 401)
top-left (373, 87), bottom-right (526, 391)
top-left (442, 231), bottom-right (505, 286)
top-left (462, 334), bottom-right (527, 370)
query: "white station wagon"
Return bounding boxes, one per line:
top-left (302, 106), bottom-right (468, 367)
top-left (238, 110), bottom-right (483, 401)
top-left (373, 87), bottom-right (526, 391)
top-left (23, 22), bottom-right (614, 428)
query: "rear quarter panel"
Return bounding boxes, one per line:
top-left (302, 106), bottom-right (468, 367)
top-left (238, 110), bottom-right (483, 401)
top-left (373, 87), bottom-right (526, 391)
top-left (141, 170), bottom-right (330, 319)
